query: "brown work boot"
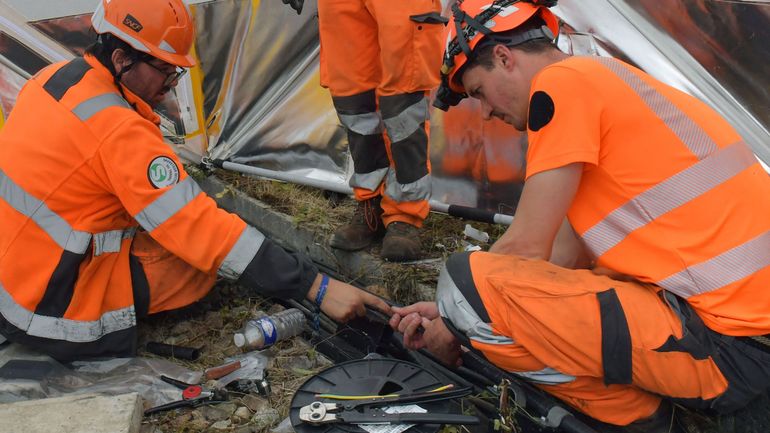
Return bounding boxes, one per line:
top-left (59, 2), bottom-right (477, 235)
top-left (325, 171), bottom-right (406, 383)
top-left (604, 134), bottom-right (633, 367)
top-left (380, 221), bottom-right (421, 262)
top-left (330, 197), bottom-right (385, 251)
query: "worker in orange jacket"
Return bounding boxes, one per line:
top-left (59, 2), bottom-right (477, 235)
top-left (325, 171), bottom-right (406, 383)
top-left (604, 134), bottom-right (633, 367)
top-left (307, 0), bottom-right (446, 262)
top-left (0, 0), bottom-right (389, 362)
top-left (391, 0), bottom-right (770, 428)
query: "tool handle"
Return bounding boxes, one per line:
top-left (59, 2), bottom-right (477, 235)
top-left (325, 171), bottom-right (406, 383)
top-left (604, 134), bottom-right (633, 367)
top-left (144, 399), bottom-right (193, 416)
top-left (160, 375), bottom-right (194, 390)
top-left (204, 361), bottom-right (242, 380)
top-left (340, 411), bottom-right (479, 425)
top-left (345, 386), bottom-right (472, 410)
top-left (396, 413), bottom-right (480, 425)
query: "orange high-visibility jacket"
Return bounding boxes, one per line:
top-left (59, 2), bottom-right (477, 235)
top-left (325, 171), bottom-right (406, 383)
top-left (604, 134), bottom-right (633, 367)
top-left (524, 56), bottom-right (770, 336)
top-left (0, 56), bottom-right (316, 359)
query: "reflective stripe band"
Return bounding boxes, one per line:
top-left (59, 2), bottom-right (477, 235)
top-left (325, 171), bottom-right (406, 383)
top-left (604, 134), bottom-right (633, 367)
top-left (0, 280), bottom-right (135, 343)
top-left (0, 169), bottom-right (91, 254)
top-left (583, 142), bottom-right (756, 258)
top-left (436, 264), bottom-right (514, 346)
top-left (350, 167), bottom-right (389, 192)
top-left (595, 57), bottom-right (718, 160)
top-left (93, 227), bottom-right (137, 256)
top-left (219, 226), bottom-right (265, 280)
top-left (134, 177), bottom-right (202, 232)
top-left (337, 111), bottom-right (383, 136)
top-left (159, 40), bottom-right (177, 54)
top-left (512, 368), bottom-right (576, 386)
top-left (384, 170), bottom-right (431, 202)
top-left (382, 97), bottom-right (430, 144)
top-left (72, 93), bottom-right (130, 122)
top-left (658, 230), bottom-right (770, 298)
top-left (91, 5), bottom-right (150, 54)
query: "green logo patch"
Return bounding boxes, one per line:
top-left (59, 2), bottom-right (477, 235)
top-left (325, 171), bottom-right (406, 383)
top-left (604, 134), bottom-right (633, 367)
top-left (147, 156), bottom-right (180, 189)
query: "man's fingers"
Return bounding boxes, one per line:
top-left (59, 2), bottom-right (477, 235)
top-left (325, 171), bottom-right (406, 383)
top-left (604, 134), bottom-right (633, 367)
top-left (389, 313), bottom-right (403, 329)
top-left (397, 313), bottom-right (421, 334)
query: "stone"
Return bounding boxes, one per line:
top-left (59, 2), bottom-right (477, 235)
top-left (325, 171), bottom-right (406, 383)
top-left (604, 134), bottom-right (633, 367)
top-left (0, 392), bottom-right (142, 433)
top-left (211, 420), bottom-right (232, 430)
top-left (251, 408), bottom-right (280, 431)
top-left (200, 403), bottom-right (236, 422)
top-left (233, 406), bottom-right (252, 422)
top-left (241, 394), bottom-right (268, 413)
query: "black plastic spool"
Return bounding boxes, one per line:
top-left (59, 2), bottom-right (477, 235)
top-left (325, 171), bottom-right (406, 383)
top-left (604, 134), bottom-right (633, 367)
top-left (290, 358), bottom-right (453, 433)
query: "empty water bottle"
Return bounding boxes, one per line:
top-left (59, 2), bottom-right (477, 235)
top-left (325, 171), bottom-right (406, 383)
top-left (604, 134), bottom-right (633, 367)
top-left (233, 308), bottom-right (306, 350)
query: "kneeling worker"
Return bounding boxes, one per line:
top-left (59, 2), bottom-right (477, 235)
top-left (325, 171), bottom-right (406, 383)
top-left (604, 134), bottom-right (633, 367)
top-left (391, 0), bottom-right (770, 428)
top-left (0, 0), bottom-right (389, 362)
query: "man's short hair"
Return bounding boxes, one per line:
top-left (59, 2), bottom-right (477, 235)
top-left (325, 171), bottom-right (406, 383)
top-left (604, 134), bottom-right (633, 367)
top-left (84, 33), bottom-right (145, 77)
top-left (457, 15), bottom-right (556, 84)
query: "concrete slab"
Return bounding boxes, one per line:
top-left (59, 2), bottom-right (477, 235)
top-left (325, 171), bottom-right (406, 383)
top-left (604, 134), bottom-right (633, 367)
top-left (0, 392), bottom-right (142, 433)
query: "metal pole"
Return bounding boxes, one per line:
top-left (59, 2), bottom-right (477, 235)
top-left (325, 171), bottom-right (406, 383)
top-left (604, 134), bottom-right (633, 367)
top-left (211, 159), bottom-right (514, 225)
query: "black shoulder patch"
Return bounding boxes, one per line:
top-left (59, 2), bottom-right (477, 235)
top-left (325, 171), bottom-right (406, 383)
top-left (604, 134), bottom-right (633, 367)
top-left (528, 91), bottom-right (555, 132)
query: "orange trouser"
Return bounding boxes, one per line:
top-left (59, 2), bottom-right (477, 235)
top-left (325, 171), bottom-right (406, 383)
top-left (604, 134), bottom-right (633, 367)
top-left (130, 231), bottom-right (216, 315)
top-left (318, 0), bottom-right (445, 227)
top-left (439, 252), bottom-right (770, 425)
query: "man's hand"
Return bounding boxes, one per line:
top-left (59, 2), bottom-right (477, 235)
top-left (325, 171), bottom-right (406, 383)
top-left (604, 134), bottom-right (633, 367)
top-left (423, 316), bottom-right (462, 367)
top-left (389, 302), bottom-right (439, 350)
top-left (306, 275), bottom-right (391, 323)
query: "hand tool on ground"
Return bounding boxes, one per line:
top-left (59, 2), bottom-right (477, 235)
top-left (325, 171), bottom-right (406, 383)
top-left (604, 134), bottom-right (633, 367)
top-left (298, 386), bottom-right (480, 425)
top-left (144, 375), bottom-right (228, 416)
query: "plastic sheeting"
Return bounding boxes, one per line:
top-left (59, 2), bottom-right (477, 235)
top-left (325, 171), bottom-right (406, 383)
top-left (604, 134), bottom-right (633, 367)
top-left (1, 0), bottom-right (768, 210)
top-left (0, 343), bottom-right (202, 407)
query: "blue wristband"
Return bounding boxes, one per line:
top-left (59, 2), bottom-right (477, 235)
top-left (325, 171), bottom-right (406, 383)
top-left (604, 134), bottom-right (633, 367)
top-left (314, 274), bottom-right (329, 308)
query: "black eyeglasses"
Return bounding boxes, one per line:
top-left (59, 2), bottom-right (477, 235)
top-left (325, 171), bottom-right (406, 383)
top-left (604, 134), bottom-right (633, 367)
top-left (143, 60), bottom-right (187, 87)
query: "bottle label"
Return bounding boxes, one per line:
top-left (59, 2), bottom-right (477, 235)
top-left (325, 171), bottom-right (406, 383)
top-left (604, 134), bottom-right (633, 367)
top-left (259, 318), bottom-right (278, 346)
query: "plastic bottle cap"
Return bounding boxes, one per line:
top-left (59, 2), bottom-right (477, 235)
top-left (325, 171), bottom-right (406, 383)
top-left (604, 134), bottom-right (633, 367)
top-left (233, 333), bottom-right (246, 348)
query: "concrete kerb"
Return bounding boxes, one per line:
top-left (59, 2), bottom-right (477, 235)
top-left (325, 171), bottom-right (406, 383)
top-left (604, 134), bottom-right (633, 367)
top-left (196, 173), bottom-right (392, 289)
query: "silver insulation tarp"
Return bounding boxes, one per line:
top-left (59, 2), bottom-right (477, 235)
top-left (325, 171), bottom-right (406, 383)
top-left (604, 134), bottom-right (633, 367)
top-left (1, 0), bottom-right (768, 208)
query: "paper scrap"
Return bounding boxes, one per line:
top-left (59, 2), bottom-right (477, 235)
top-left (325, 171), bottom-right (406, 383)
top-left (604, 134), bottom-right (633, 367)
top-left (358, 405), bottom-right (427, 433)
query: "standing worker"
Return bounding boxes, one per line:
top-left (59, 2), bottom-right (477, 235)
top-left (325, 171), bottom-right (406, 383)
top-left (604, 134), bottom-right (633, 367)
top-left (287, 0), bottom-right (447, 261)
top-left (0, 0), bottom-right (389, 362)
top-left (391, 0), bottom-right (770, 428)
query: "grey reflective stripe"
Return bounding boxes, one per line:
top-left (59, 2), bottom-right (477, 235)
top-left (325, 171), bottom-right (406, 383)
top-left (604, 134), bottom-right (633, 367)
top-left (436, 265), bottom-right (514, 346)
top-left (72, 93), bottom-right (130, 122)
top-left (512, 368), bottom-right (576, 386)
top-left (219, 226), bottom-right (265, 280)
top-left (436, 265), bottom-right (575, 385)
top-left (595, 57), bottom-right (718, 160)
top-left (382, 97), bottom-right (429, 143)
top-left (0, 280), bottom-right (135, 343)
top-left (93, 227), bottom-right (137, 256)
top-left (0, 169), bottom-right (91, 254)
top-left (583, 142), bottom-right (756, 258)
top-left (338, 112), bottom-right (383, 136)
top-left (384, 170), bottom-right (431, 202)
top-left (658, 230), bottom-right (770, 298)
top-left (159, 40), bottom-right (177, 53)
top-left (134, 177), bottom-right (202, 232)
top-left (349, 167), bottom-right (389, 192)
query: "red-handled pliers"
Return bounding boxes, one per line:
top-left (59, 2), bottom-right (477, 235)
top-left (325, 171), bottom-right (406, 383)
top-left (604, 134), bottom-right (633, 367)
top-left (144, 375), bottom-right (228, 416)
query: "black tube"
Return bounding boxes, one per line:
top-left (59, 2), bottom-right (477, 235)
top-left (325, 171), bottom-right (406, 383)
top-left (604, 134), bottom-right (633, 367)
top-left (444, 203), bottom-right (500, 224)
top-left (145, 342), bottom-right (200, 361)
